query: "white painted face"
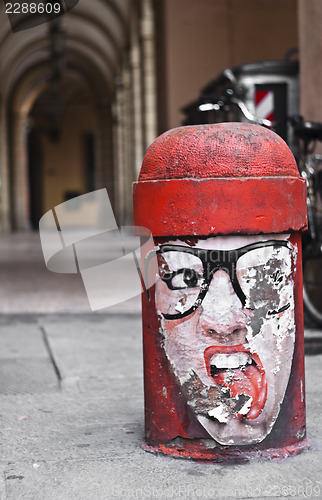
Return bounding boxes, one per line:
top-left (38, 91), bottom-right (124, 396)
top-left (155, 235), bottom-right (296, 446)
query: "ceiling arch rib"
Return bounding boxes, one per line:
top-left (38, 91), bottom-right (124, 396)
top-left (3, 28), bottom-right (115, 100)
top-left (65, 40), bottom-right (115, 94)
top-left (15, 68), bottom-right (88, 116)
top-left (11, 50), bottom-right (111, 119)
top-left (67, 57), bottom-right (112, 101)
top-left (2, 30), bottom-right (124, 103)
top-left (67, 0), bottom-right (129, 54)
top-left (0, 0), bottom-right (130, 51)
top-left (1, 0), bottom-right (133, 98)
top-left (64, 12), bottom-right (121, 70)
top-left (0, 25), bottom-right (48, 91)
top-left (11, 64), bottom-right (52, 115)
top-left (63, 17), bottom-right (119, 75)
top-left (0, 17), bottom-right (15, 47)
top-left (10, 32), bottom-right (118, 116)
top-left (106, 0), bottom-right (133, 31)
top-left (2, 43), bottom-right (50, 98)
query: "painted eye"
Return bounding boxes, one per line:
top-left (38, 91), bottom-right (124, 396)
top-left (171, 268), bottom-right (202, 289)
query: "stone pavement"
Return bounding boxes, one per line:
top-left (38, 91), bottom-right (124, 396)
top-left (0, 231), bottom-right (141, 315)
top-left (0, 232), bottom-right (321, 499)
top-left (0, 313), bottom-right (321, 500)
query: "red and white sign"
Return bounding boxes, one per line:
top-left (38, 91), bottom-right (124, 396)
top-left (255, 90), bottom-right (274, 125)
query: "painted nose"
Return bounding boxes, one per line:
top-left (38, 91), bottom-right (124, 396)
top-left (199, 269), bottom-right (251, 335)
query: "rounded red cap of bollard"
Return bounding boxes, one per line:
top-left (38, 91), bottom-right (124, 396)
top-left (133, 123), bottom-right (307, 236)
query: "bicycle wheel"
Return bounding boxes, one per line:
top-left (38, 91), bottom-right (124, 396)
top-left (303, 254), bottom-right (322, 327)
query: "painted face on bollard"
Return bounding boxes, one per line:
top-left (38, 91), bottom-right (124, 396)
top-left (154, 235), bottom-right (296, 446)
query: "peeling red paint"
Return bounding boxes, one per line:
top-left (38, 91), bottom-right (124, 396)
top-left (140, 236), bottom-right (308, 457)
top-left (134, 123), bottom-right (308, 461)
top-left (139, 123), bottom-right (299, 180)
top-left (133, 177), bottom-right (307, 236)
top-left (143, 438), bottom-right (310, 462)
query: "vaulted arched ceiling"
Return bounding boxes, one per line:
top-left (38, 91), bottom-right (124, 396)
top-left (0, 0), bottom-right (135, 111)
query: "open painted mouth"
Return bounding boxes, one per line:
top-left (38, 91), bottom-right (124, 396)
top-left (204, 345), bottom-right (267, 420)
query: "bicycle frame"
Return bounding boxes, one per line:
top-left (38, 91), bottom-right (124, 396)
top-left (198, 89), bottom-right (322, 327)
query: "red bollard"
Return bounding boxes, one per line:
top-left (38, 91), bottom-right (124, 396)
top-left (133, 123), bottom-right (309, 461)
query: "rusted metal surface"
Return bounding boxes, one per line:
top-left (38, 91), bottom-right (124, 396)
top-left (133, 123), bottom-right (307, 236)
top-left (134, 123), bottom-right (308, 461)
top-left (133, 177), bottom-right (307, 236)
top-left (138, 123), bottom-right (299, 180)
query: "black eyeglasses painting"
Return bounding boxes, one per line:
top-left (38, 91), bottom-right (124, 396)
top-left (155, 240), bottom-right (291, 320)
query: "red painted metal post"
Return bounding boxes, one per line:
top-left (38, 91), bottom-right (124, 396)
top-left (133, 123), bottom-right (309, 461)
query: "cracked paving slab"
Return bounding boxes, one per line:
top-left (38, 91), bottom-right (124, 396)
top-left (0, 315), bottom-right (321, 499)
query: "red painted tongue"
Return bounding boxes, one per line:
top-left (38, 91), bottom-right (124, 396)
top-left (213, 360), bottom-right (267, 420)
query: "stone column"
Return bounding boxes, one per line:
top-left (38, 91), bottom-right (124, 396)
top-left (130, 16), bottom-right (144, 180)
top-left (95, 102), bottom-right (115, 207)
top-left (298, 0), bottom-right (322, 125)
top-left (112, 70), bottom-right (131, 226)
top-left (140, 0), bottom-right (157, 151)
top-left (11, 112), bottom-right (30, 230)
top-left (0, 98), bottom-right (12, 232)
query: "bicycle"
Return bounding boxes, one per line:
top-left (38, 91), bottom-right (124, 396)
top-left (197, 88), bottom-right (322, 327)
top-left (291, 118), bottom-right (322, 327)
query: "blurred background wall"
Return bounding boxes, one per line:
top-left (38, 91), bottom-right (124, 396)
top-left (0, 0), bottom-right (319, 232)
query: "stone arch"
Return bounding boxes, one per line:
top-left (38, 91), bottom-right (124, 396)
top-left (0, 0), bottom-right (135, 230)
